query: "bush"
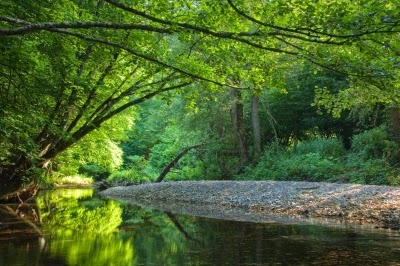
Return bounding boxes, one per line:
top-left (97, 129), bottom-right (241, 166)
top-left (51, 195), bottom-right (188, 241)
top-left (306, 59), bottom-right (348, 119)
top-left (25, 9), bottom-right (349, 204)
top-left (295, 138), bottom-right (346, 158)
top-left (79, 163), bottom-right (110, 181)
top-left (237, 139), bottom-right (346, 182)
top-left (238, 133), bottom-right (400, 186)
top-left (345, 127), bottom-right (400, 185)
top-left (108, 156), bottom-right (155, 184)
top-left (345, 159), bottom-right (395, 185)
top-left (351, 126), bottom-right (400, 162)
top-left (43, 173), bottom-right (94, 187)
top-left (108, 168), bottom-right (155, 184)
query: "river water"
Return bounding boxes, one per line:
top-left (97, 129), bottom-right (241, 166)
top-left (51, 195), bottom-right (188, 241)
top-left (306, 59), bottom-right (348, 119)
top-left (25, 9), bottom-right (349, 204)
top-left (0, 188), bottom-right (400, 265)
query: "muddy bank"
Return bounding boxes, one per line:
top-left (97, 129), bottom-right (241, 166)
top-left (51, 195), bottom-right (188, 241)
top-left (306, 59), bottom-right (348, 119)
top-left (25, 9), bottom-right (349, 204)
top-left (100, 181), bottom-right (400, 230)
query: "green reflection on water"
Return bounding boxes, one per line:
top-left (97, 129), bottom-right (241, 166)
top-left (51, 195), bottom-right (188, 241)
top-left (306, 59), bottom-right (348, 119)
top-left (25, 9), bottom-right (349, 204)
top-left (37, 189), bottom-right (122, 234)
top-left (1, 188), bottom-right (400, 265)
top-left (37, 189), bottom-right (133, 266)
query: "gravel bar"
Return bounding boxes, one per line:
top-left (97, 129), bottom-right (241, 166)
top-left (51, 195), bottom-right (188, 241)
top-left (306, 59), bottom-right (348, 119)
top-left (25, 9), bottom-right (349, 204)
top-left (100, 181), bottom-right (400, 229)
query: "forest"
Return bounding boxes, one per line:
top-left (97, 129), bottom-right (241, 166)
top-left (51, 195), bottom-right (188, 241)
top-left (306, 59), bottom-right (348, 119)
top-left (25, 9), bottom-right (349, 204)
top-left (0, 0), bottom-right (400, 201)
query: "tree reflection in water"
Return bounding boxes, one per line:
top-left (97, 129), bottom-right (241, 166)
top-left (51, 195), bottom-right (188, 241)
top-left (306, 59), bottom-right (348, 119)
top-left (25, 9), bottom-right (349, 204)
top-left (1, 188), bottom-right (400, 265)
top-left (0, 189), bottom-right (132, 266)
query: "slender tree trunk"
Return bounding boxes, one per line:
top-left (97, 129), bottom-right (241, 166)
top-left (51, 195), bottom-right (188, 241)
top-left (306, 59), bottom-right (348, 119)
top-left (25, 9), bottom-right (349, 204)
top-left (262, 98), bottom-right (279, 144)
top-left (230, 89), bottom-right (248, 166)
top-left (251, 94), bottom-right (262, 158)
top-left (389, 106), bottom-right (400, 143)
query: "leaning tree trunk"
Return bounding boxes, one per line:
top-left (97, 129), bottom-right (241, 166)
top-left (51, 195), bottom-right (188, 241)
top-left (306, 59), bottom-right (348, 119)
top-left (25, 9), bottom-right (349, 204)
top-left (0, 155), bottom-right (40, 203)
top-left (155, 143), bottom-right (207, 183)
top-left (230, 90), bottom-right (249, 166)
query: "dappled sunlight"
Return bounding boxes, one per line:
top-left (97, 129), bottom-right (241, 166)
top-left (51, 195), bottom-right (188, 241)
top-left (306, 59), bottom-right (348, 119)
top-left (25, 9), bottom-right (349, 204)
top-left (38, 188), bottom-right (93, 201)
top-left (1, 0), bottom-right (400, 264)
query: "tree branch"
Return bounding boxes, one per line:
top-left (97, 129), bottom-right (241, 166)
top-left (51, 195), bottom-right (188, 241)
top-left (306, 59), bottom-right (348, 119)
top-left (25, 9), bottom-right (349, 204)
top-left (155, 142), bottom-right (208, 182)
top-left (40, 81), bottom-right (193, 161)
top-left (66, 51), bottom-right (120, 133)
top-left (103, 0), bottom-right (298, 55)
top-left (226, 0), bottom-right (400, 42)
top-left (0, 16), bottom-right (173, 35)
top-left (94, 81), bottom-right (193, 126)
top-left (44, 28), bottom-right (242, 88)
top-left (81, 69), bottom-right (174, 129)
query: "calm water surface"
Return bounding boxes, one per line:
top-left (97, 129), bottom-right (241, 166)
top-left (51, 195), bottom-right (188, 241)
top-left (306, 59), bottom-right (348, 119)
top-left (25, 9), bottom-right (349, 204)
top-left (0, 188), bottom-right (400, 265)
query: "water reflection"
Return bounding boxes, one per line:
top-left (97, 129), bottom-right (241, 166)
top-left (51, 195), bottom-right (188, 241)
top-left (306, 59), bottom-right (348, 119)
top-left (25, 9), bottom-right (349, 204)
top-left (0, 188), bottom-right (399, 265)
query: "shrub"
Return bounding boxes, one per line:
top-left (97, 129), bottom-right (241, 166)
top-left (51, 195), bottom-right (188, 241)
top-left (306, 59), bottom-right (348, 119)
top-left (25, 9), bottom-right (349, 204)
top-left (295, 138), bottom-right (346, 158)
top-left (43, 173), bottom-right (94, 187)
top-left (236, 133), bottom-right (400, 186)
top-left (345, 159), bottom-right (399, 185)
top-left (108, 155), bottom-right (156, 184)
top-left (351, 126), bottom-right (400, 162)
top-left (344, 127), bottom-right (400, 185)
top-left (108, 168), bottom-right (155, 184)
top-left (79, 163), bottom-right (110, 181)
top-left (237, 139), bottom-right (346, 182)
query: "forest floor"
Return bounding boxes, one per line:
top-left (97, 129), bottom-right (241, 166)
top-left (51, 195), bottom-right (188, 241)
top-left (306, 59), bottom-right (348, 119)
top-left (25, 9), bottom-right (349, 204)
top-left (100, 181), bottom-right (400, 230)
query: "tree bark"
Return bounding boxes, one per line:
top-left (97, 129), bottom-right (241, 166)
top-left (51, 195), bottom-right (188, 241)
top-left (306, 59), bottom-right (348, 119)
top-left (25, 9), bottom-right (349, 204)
top-left (155, 143), bottom-right (206, 183)
top-left (0, 158), bottom-right (40, 203)
top-left (251, 94), bottom-right (262, 158)
top-left (230, 90), bottom-right (248, 166)
top-left (389, 106), bottom-right (400, 143)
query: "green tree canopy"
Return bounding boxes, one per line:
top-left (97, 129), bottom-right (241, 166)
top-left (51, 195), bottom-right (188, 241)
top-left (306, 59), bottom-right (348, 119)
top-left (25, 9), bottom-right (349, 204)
top-left (0, 0), bottom-right (399, 199)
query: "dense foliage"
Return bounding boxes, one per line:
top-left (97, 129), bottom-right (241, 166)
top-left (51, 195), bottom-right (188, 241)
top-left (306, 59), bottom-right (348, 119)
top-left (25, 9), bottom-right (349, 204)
top-left (0, 0), bottom-right (399, 199)
top-left (236, 127), bottom-right (400, 185)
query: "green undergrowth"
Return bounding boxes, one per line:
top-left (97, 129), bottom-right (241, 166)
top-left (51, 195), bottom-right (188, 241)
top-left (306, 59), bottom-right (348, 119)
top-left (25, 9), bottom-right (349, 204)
top-left (108, 168), bottom-right (155, 184)
top-left (235, 127), bottom-right (400, 186)
top-left (80, 127), bottom-right (400, 187)
top-left (43, 174), bottom-right (94, 188)
top-left (107, 151), bottom-right (207, 184)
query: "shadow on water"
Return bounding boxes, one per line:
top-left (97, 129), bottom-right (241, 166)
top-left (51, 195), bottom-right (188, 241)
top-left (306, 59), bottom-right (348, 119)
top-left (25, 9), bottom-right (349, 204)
top-left (0, 188), bottom-right (400, 265)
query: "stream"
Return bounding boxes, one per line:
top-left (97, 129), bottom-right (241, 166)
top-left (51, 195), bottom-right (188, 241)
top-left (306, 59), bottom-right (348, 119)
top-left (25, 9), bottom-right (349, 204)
top-left (0, 188), bottom-right (400, 265)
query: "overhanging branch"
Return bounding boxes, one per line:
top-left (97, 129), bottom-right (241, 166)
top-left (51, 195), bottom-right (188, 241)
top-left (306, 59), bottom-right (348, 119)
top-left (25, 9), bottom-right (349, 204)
top-left (0, 16), bottom-right (173, 35)
top-left (40, 81), bottom-right (193, 161)
top-left (103, 0), bottom-right (298, 55)
top-left (50, 28), bottom-right (244, 88)
top-left (226, 0), bottom-right (400, 42)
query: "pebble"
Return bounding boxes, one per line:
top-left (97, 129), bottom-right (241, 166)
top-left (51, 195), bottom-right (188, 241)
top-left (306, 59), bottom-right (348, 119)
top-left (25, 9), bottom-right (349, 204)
top-left (100, 180), bottom-right (400, 230)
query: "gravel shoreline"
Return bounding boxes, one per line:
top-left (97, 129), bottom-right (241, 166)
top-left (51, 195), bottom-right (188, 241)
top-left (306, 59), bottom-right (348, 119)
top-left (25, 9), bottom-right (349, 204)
top-left (100, 181), bottom-right (400, 230)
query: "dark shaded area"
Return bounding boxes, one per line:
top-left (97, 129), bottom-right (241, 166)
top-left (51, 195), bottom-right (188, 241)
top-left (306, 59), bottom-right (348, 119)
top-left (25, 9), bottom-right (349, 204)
top-left (121, 204), bottom-right (400, 266)
top-left (0, 203), bottom-right (68, 266)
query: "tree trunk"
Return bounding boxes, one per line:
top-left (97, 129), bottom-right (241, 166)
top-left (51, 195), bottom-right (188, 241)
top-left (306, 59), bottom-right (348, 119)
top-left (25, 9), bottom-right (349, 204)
top-left (251, 94), bottom-right (262, 158)
top-left (155, 143), bottom-right (206, 183)
top-left (0, 159), bottom-right (40, 203)
top-left (389, 106), bottom-right (400, 143)
top-left (0, 204), bottom-right (43, 238)
top-left (230, 90), bottom-right (248, 166)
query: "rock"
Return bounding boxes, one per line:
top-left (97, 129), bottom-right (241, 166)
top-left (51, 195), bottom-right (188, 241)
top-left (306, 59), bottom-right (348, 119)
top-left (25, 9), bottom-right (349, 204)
top-left (100, 180), bottom-right (400, 230)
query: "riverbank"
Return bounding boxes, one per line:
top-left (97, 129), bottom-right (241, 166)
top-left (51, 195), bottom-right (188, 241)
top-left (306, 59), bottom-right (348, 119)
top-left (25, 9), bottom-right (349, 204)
top-left (100, 181), bottom-right (400, 230)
